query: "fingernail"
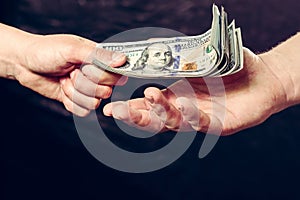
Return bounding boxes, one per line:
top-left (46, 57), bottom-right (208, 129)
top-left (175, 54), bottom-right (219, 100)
top-left (117, 76), bottom-right (128, 85)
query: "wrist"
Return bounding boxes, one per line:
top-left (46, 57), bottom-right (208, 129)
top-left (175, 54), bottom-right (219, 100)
top-left (0, 23), bottom-right (38, 80)
top-left (259, 48), bottom-right (299, 112)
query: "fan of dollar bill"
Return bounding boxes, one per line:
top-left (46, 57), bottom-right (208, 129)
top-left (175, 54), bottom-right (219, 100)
top-left (92, 4), bottom-right (243, 78)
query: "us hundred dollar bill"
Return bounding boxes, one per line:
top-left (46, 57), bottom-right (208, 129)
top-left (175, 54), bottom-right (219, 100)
top-left (93, 4), bottom-right (243, 78)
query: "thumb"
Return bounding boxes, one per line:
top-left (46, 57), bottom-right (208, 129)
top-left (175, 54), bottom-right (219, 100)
top-left (92, 47), bottom-right (127, 68)
top-left (66, 36), bottom-right (126, 68)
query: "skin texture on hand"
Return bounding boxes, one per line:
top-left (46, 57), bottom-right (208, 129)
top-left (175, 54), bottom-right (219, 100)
top-left (103, 47), bottom-right (295, 135)
top-left (0, 23), bottom-right (128, 116)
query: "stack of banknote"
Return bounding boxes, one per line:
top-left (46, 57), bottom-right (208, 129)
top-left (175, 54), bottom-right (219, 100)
top-left (93, 4), bottom-right (243, 78)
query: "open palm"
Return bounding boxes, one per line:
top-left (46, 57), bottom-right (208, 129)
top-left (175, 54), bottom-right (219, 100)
top-left (103, 48), bottom-right (290, 135)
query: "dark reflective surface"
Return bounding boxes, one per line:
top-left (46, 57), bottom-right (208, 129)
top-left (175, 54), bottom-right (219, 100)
top-left (1, 0), bottom-right (300, 199)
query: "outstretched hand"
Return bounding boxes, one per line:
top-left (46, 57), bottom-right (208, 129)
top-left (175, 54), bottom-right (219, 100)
top-left (103, 48), bottom-right (291, 135)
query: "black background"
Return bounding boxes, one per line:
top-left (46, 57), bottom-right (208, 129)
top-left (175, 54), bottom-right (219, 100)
top-left (1, 0), bottom-right (300, 199)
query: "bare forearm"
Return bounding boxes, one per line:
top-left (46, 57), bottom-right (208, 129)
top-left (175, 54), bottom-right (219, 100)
top-left (272, 33), bottom-right (300, 103)
top-left (259, 32), bottom-right (300, 108)
top-left (0, 23), bottom-right (36, 79)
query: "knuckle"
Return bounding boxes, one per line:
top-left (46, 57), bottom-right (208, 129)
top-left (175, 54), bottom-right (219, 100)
top-left (63, 99), bottom-right (74, 114)
top-left (74, 82), bottom-right (88, 94)
top-left (62, 83), bottom-right (75, 100)
top-left (116, 76), bottom-right (128, 86)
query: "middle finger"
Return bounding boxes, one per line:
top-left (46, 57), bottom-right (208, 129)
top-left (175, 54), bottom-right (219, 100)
top-left (144, 87), bottom-right (182, 130)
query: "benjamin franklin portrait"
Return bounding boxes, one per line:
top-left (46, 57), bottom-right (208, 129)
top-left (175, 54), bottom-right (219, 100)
top-left (132, 43), bottom-right (173, 72)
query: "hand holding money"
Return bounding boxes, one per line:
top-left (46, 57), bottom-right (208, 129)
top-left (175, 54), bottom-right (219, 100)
top-left (93, 4), bottom-right (243, 78)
